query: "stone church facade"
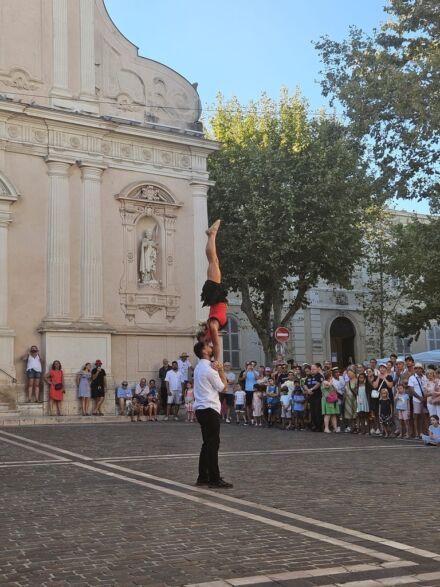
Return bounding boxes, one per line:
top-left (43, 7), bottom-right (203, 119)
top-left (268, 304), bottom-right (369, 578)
top-left (0, 0), bottom-right (216, 415)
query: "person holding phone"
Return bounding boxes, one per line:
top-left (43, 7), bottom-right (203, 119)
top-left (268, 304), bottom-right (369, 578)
top-left (91, 359), bottom-right (107, 416)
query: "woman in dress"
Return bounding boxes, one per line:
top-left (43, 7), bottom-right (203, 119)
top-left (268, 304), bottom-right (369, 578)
top-left (76, 362), bottom-right (92, 416)
top-left (44, 360), bottom-right (64, 416)
top-left (356, 372), bottom-right (370, 434)
top-left (424, 369), bottom-right (440, 418)
top-left (321, 371), bottom-right (340, 433)
top-left (344, 368), bottom-right (357, 432)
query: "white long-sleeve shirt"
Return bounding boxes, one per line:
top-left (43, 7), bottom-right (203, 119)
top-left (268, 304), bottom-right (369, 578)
top-left (193, 359), bottom-right (225, 413)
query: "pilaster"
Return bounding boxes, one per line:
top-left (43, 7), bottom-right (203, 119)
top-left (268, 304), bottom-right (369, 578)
top-left (50, 0), bottom-right (70, 99)
top-left (79, 163), bottom-right (105, 322)
top-left (79, 0), bottom-right (98, 113)
top-left (190, 181), bottom-right (213, 323)
top-left (0, 186), bottom-right (18, 383)
top-left (45, 159), bottom-right (71, 321)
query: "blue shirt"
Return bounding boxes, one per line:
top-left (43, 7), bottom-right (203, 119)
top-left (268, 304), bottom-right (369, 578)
top-left (266, 385), bottom-right (279, 405)
top-left (245, 370), bottom-right (257, 392)
top-left (116, 386), bottom-right (132, 399)
top-left (293, 393), bottom-right (305, 412)
top-left (429, 425), bottom-right (440, 438)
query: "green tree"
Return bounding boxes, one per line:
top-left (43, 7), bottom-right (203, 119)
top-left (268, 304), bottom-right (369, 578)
top-left (207, 90), bottom-right (376, 362)
top-left (315, 0), bottom-right (440, 208)
top-left (357, 208), bottom-right (404, 356)
top-left (390, 216), bottom-right (440, 338)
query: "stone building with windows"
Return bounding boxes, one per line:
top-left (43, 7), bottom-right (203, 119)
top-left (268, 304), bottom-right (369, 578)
top-left (0, 0), bottom-right (215, 415)
top-left (223, 210), bottom-right (437, 369)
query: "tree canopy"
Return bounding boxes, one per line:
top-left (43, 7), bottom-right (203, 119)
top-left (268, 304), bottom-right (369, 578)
top-left (358, 208), bottom-right (404, 356)
top-left (207, 90), bottom-right (376, 361)
top-left (390, 215), bottom-right (440, 338)
top-left (315, 0), bottom-right (440, 209)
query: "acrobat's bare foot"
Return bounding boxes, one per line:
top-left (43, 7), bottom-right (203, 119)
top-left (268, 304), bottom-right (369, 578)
top-left (206, 219), bottom-right (221, 236)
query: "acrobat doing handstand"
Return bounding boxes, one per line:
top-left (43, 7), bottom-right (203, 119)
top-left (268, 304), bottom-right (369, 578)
top-left (198, 219), bottom-right (228, 362)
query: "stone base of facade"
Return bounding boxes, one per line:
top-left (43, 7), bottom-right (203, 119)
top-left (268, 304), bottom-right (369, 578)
top-left (0, 328), bottom-right (16, 384)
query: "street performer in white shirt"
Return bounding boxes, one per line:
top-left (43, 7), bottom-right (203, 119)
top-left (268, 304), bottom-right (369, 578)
top-left (193, 340), bottom-right (233, 489)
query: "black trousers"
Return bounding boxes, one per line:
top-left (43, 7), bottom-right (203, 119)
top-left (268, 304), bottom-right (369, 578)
top-left (195, 408), bottom-right (221, 483)
top-left (310, 391), bottom-right (323, 431)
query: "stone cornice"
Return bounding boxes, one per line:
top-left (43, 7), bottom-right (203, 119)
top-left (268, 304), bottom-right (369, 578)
top-left (0, 101), bottom-right (216, 178)
top-left (0, 99), bottom-right (219, 152)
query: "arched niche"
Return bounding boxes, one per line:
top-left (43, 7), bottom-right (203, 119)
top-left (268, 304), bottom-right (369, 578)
top-left (115, 183), bottom-right (182, 324)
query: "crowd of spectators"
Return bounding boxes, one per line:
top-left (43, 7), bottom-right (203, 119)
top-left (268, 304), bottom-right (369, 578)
top-left (23, 344), bottom-right (440, 445)
top-left (220, 354), bottom-right (440, 445)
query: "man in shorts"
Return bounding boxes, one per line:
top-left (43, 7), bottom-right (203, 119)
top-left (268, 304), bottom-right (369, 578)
top-left (165, 361), bottom-right (184, 421)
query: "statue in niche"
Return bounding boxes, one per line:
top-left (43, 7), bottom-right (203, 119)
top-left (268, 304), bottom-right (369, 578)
top-left (139, 228), bottom-right (159, 285)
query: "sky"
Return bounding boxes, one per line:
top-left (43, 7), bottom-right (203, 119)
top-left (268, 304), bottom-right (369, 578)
top-left (104, 0), bottom-right (429, 214)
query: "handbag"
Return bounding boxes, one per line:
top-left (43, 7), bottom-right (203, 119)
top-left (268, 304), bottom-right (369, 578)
top-left (326, 390), bottom-right (338, 403)
top-left (371, 378), bottom-right (385, 399)
top-left (54, 383), bottom-right (63, 391)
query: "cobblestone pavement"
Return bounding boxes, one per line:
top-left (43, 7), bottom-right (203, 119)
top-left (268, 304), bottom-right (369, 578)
top-left (1, 422), bottom-right (439, 587)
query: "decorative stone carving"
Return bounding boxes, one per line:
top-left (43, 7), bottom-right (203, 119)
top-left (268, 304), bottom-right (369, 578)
top-left (7, 126), bottom-right (19, 139)
top-left (116, 93), bottom-right (141, 112)
top-left (0, 68), bottom-right (40, 91)
top-left (139, 305), bottom-right (162, 317)
top-left (116, 183), bottom-right (182, 323)
top-left (335, 291), bottom-right (348, 306)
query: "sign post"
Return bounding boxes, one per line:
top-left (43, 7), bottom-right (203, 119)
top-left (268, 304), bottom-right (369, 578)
top-left (274, 327), bottom-right (289, 359)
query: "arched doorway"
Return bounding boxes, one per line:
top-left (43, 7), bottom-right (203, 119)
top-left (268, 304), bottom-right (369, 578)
top-left (330, 317), bottom-right (356, 368)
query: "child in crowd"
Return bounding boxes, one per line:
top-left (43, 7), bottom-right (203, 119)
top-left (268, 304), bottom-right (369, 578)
top-left (394, 383), bottom-right (410, 438)
top-left (127, 396), bottom-right (143, 422)
top-left (280, 387), bottom-right (292, 430)
top-left (356, 372), bottom-right (370, 435)
top-left (145, 382), bottom-right (158, 421)
top-left (292, 379), bottom-right (305, 430)
top-left (234, 383), bottom-right (247, 425)
top-left (422, 415), bottom-right (440, 446)
top-left (252, 383), bottom-right (263, 427)
top-left (265, 377), bottom-right (279, 427)
top-left (379, 387), bottom-right (393, 437)
top-left (184, 381), bottom-right (195, 422)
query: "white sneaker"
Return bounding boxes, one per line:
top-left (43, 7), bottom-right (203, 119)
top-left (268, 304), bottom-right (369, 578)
top-left (226, 418), bottom-right (231, 423)
top-left (336, 427), bottom-right (341, 433)
top-left (375, 428), bottom-right (381, 435)
top-left (174, 416), bottom-right (179, 421)
top-left (344, 426), bottom-right (351, 433)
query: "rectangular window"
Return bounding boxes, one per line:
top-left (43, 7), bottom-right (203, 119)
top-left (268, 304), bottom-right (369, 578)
top-left (395, 337), bottom-right (412, 355)
top-left (426, 324), bottom-right (440, 351)
top-left (223, 316), bottom-right (240, 369)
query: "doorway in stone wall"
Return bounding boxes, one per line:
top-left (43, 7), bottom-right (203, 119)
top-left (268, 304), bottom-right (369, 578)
top-left (330, 317), bottom-right (355, 368)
